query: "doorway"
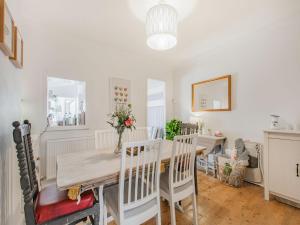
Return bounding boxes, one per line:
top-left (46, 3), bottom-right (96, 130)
top-left (147, 79), bottom-right (166, 130)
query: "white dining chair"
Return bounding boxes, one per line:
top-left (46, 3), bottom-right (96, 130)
top-left (95, 127), bottom-right (150, 151)
top-left (160, 134), bottom-right (199, 225)
top-left (104, 139), bottom-right (162, 225)
top-left (125, 127), bottom-right (149, 142)
top-left (95, 129), bottom-right (118, 150)
top-left (150, 127), bottom-right (164, 140)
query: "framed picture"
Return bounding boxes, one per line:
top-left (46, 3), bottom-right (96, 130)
top-left (0, 0), bottom-right (14, 56)
top-left (109, 77), bottom-right (131, 112)
top-left (192, 75), bottom-right (232, 112)
top-left (9, 26), bottom-right (23, 68)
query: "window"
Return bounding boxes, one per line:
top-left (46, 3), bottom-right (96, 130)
top-left (47, 77), bottom-right (86, 127)
top-left (147, 79), bottom-right (166, 128)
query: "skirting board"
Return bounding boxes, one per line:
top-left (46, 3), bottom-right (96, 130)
top-left (273, 195), bottom-right (300, 209)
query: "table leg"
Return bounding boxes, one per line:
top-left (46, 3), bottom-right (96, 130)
top-left (216, 140), bottom-right (225, 178)
top-left (205, 155), bottom-right (209, 175)
top-left (221, 141), bottom-right (225, 154)
top-left (99, 185), bottom-right (104, 225)
top-left (194, 157), bottom-right (198, 195)
top-left (214, 148), bottom-right (217, 178)
top-left (214, 156), bottom-right (218, 178)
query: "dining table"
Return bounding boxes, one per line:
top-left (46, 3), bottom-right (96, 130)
top-left (56, 139), bottom-right (206, 225)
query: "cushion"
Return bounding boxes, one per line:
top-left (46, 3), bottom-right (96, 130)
top-left (104, 179), bottom-right (158, 221)
top-left (160, 171), bottom-right (193, 194)
top-left (35, 184), bottom-right (95, 224)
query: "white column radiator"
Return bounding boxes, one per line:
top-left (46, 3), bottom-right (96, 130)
top-left (46, 136), bottom-right (95, 179)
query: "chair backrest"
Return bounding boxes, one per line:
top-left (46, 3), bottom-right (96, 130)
top-left (169, 134), bottom-right (197, 189)
top-left (150, 127), bottom-right (158, 140)
top-left (95, 129), bottom-right (118, 149)
top-left (180, 123), bottom-right (198, 135)
top-left (150, 127), bottom-right (164, 140)
top-left (95, 127), bottom-right (150, 150)
top-left (12, 120), bottom-right (39, 225)
top-left (156, 128), bottom-right (164, 139)
top-left (119, 139), bottom-right (162, 218)
top-left (125, 127), bottom-right (149, 142)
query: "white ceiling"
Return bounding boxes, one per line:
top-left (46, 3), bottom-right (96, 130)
top-left (20, 0), bottom-right (300, 68)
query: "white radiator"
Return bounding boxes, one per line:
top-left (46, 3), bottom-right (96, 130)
top-left (46, 136), bottom-right (95, 179)
top-left (244, 141), bottom-right (263, 184)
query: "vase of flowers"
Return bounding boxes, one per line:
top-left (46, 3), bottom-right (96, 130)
top-left (107, 104), bottom-right (136, 155)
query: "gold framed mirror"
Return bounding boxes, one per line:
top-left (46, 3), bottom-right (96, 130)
top-left (192, 75), bottom-right (231, 112)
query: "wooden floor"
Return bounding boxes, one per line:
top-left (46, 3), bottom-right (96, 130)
top-left (84, 171), bottom-right (300, 225)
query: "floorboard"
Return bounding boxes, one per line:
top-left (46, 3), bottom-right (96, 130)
top-left (82, 171), bottom-right (300, 225)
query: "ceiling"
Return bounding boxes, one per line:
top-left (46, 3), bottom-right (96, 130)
top-left (20, 0), bottom-right (300, 68)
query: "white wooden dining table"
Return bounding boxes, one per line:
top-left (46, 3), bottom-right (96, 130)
top-left (56, 140), bottom-right (206, 225)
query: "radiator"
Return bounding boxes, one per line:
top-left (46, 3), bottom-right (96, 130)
top-left (244, 141), bottom-right (264, 184)
top-left (46, 136), bottom-right (95, 179)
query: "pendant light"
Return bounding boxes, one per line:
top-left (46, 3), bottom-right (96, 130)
top-left (146, 1), bottom-right (178, 51)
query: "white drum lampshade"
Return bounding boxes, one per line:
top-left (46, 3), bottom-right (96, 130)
top-left (146, 3), bottom-right (178, 51)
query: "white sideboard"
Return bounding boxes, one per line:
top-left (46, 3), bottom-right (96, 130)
top-left (264, 130), bottom-right (300, 205)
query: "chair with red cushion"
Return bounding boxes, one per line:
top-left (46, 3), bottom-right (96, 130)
top-left (12, 120), bottom-right (100, 225)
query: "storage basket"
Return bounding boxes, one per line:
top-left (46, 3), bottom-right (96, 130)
top-left (218, 155), bottom-right (247, 187)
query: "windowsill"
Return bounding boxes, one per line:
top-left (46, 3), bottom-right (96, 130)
top-left (46, 125), bottom-right (89, 132)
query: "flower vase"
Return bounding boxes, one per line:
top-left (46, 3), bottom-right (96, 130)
top-left (114, 132), bottom-right (123, 155)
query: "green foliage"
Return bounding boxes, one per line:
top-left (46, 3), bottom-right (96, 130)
top-left (165, 119), bottom-right (182, 140)
top-left (223, 163), bottom-right (232, 176)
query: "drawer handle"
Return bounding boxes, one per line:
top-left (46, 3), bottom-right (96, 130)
top-left (297, 164), bottom-right (299, 177)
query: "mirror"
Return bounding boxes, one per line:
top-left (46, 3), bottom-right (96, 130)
top-left (192, 75), bottom-right (231, 112)
top-left (47, 77), bottom-right (86, 127)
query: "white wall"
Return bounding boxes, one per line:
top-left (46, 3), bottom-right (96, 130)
top-left (19, 11), bottom-right (174, 178)
top-left (0, 0), bottom-right (24, 224)
top-left (21, 32), bottom-right (174, 134)
top-left (173, 12), bottom-right (300, 147)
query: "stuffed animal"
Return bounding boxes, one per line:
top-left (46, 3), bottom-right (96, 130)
top-left (235, 138), bottom-right (249, 161)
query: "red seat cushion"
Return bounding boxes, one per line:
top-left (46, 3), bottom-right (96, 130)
top-left (35, 184), bottom-right (95, 224)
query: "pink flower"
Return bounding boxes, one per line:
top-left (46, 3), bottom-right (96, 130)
top-left (124, 118), bottom-right (133, 127)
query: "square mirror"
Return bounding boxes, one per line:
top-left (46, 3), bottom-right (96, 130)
top-left (192, 75), bottom-right (231, 112)
top-left (47, 77), bottom-right (86, 127)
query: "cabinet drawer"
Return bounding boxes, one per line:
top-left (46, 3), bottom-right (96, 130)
top-left (269, 138), bottom-right (300, 200)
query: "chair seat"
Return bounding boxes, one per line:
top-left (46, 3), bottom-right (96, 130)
top-left (160, 171), bottom-right (194, 199)
top-left (104, 179), bottom-right (158, 223)
top-left (35, 184), bottom-right (95, 224)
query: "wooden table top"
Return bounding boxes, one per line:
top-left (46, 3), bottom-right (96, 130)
top-left (56, 140), bottom-right (206, 191)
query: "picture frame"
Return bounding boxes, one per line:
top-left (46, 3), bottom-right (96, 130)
top-left (109, 77), bottom-right (131, 112)
top-left (9, 25), bottom-right (23, 68)
top-left (0, 0), bottom-right (14, 56)
top-left (192, 75), bottom-right (232, 112)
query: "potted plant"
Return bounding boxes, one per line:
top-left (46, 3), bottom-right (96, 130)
top-left (165, 119), bottom-right (182, 140)
top-left (107, 104), bottom-right (136, 154)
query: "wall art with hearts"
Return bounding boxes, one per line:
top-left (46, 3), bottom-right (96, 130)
top-left (109, 77), bottom-right (131, 112)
